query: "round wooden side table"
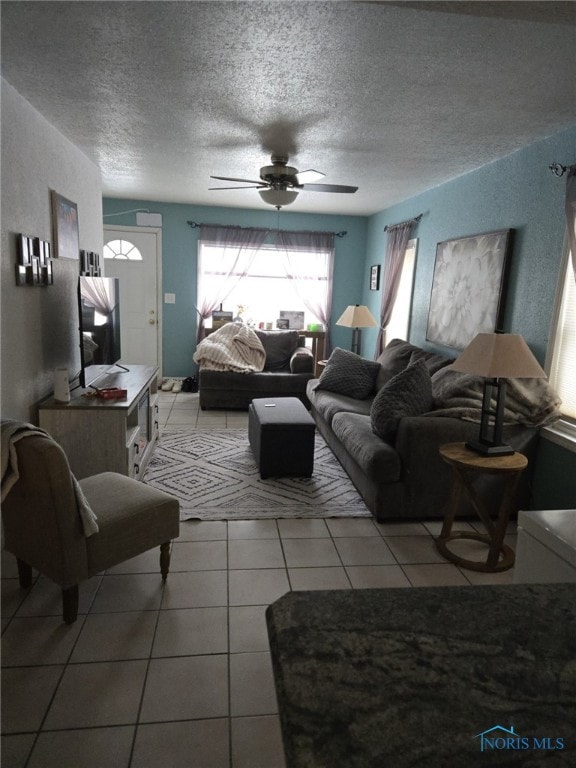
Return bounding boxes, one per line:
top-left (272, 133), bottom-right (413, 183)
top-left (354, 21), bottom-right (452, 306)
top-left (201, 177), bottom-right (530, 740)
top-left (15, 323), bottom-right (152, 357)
top-left (436, 442), bottom-right (528, 572)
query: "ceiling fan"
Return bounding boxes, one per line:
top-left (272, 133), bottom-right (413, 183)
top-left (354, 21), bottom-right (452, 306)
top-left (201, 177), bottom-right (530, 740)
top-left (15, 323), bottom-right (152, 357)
top-left (210, 155), bottom-right (358, 208)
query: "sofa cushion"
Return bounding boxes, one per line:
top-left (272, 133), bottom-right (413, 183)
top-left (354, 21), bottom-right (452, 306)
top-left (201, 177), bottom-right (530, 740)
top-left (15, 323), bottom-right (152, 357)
top-left (408, 348), bottom-right (453, 376)
top-left (375, 338), bottom-right (452, 390)
top-left (310, 387), bottom-right (373, 425)
top-left (200, 368), bottom-right (312, 393)
top-left (315, 348), bottom-right (380, 399)
top-left (371, 359), bottom-right (433, 443)
top-left (375, 339), bottom-right (416, 388)
top-left (331, 412), bottom-right (402, 483)
top-left (255, 330), bottom-right (300, 372)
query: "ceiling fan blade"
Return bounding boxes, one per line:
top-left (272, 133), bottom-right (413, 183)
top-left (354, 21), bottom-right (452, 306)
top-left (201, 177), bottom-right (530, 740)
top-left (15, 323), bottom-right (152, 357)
top-left (301, 183), bottom-right (358, 194)
top-left (294, 169), bottom-right (325, 185)
top-left (210, 175), bottom-right (265, 185)
top-left (209, 185), bottom-right (264, 190)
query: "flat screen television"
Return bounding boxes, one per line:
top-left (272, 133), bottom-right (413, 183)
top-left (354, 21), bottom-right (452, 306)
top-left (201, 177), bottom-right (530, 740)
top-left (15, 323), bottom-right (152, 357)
top-left (78, 276), bottom-right (123, 388)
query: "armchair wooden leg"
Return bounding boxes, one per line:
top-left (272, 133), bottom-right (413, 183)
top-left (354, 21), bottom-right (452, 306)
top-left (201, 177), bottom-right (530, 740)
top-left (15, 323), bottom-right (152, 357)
top-left (160, 542), bottom-right (171, 580)
top-left (62, 585), bottom-right (79, 624)
top-left (16, 558), bottom-right (32, 589)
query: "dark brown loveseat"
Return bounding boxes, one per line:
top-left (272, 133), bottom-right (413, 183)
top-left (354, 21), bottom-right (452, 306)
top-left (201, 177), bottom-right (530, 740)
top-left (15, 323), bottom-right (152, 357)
top-left (198, 329), bottom-right (315, 410)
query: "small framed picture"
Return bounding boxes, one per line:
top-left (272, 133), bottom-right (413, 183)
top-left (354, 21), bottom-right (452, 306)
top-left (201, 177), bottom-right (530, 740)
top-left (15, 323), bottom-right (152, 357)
top-left (276, 318), bottom-right (289, 329)
top-left (370, 264), bottom-right (380, 291)
top-left (279, 310), bottom-right (305, 330)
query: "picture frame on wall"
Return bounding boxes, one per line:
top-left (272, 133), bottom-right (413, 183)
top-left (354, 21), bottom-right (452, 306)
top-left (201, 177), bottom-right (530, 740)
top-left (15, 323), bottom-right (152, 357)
top-left (426, 229), bottom-right (513, 350)
top-left (369, 265), bottom-right (380, 291)
top-left (51, 191), bottom-right (79, 260)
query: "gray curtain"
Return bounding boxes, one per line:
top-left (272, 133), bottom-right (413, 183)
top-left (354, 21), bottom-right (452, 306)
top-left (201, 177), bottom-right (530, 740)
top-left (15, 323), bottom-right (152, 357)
top-left (374, 220), bottom-right (415, 358)
top-left (566, 165), bottom-right (576, 283)
top-left (276, 230), bottom-right (335, 354)
top-left (196, 225), bottom-right (269, 343)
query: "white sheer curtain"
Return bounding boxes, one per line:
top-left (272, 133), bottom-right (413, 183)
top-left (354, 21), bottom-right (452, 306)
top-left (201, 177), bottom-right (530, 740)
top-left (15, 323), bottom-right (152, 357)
top-left (196, 225), bottom-right (269, 343)
top-left (374, 220), bottom-right (416, 358)
top-left (276, 230), bottom-right (335, 353)
top-left (566, 165), bottom-right (576, 283)
top-left (80, 277), bottom-right (115, 316)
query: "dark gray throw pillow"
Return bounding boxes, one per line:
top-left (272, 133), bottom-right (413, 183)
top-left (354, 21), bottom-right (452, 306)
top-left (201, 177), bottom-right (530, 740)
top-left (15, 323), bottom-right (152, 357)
top-left (315, 347), bottom-right (380, 399)
top-left (370, 359), bottom-right (433, 443)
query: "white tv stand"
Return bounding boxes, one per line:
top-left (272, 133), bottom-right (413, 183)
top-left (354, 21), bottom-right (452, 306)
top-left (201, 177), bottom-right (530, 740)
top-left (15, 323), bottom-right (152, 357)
top-left (39, 365), bottom-right (159, 481)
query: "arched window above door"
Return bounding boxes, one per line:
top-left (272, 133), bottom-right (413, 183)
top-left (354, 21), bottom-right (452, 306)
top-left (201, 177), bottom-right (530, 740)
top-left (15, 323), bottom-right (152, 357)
top-left (104, 239), bottom-right (143, 261)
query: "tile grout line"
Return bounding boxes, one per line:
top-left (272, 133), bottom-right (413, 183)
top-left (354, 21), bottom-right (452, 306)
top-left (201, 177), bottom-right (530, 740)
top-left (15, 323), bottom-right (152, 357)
top-left (225, 520), bottom-right (234, 768)
top-left (126, 566), bottom-right (169, 767)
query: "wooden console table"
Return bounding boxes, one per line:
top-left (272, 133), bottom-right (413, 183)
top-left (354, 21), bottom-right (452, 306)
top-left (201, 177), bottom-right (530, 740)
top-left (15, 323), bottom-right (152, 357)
top-left (436, 442), bottom-right (528, 572)
top-left (38, 365), bottom-right (159, 481)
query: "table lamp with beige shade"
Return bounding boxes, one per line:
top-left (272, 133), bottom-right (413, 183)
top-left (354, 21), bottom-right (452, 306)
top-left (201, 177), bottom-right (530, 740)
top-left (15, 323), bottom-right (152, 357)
top-left (450, 332), bottom-right (547, 456)
top-left (336, 304), bottom-right (378, 356)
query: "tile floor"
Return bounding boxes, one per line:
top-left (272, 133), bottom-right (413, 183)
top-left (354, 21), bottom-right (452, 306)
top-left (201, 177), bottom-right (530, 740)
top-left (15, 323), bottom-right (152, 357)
top-left (1, 390), bottom-right (516, 767)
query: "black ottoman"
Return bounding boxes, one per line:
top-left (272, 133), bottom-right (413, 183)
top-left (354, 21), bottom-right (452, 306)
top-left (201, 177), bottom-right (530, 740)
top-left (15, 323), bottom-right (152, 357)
top-left (248, 397), bottom-right (316, 479)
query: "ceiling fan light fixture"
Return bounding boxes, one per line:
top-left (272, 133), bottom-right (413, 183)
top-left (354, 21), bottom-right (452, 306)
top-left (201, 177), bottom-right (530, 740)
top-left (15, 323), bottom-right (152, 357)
top-left (210, 154), bottom-right (358, 204)
top-left (260, 162), bottom-right (298, 181)
top-left (258, 188), bottom-right (298, 208)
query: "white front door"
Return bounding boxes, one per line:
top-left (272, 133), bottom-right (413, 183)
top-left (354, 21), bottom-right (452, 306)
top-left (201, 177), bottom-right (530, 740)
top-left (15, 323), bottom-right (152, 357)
top-left (103, 226), bottom-right (162, 373)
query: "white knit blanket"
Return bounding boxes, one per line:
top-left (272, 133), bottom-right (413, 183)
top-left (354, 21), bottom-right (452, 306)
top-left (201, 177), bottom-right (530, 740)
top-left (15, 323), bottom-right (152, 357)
top-left (194, 323), bottom-right (266, 373)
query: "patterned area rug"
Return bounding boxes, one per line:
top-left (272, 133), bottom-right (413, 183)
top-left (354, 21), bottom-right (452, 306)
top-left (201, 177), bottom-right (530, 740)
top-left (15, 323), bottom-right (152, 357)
top-left (143, 429), bottom-right (370, 520)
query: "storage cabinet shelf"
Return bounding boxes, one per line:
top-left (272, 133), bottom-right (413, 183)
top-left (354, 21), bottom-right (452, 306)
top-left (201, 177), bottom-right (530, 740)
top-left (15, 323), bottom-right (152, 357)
top-left (39, 365), bottom-right (159, 480)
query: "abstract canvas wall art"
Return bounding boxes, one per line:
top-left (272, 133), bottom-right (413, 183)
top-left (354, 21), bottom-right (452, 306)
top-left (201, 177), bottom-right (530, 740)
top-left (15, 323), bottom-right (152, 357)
top-left (426, 229), bottom-right (512, 350)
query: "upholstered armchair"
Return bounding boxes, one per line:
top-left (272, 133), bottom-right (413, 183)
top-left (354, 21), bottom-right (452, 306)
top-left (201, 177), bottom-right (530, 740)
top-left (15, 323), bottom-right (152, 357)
top-left (1, 429), bottom-right (180, 623)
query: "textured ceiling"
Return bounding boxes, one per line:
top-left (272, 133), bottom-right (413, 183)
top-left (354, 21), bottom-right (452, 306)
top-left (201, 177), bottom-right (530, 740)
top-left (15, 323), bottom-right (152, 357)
top-left (1, 1), bottom-right (575, 215)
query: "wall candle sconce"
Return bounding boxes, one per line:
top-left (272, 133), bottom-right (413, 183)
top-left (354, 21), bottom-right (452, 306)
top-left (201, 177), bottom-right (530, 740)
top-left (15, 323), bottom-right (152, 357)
top-left (16, 234), bottom-right (53, 286)
top-left (80, 250), bottom-right (102, 277)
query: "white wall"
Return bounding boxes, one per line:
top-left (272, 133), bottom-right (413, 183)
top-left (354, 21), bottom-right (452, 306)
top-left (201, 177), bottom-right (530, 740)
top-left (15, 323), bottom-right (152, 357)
top-left (1, 79), bottom-right (103, 422)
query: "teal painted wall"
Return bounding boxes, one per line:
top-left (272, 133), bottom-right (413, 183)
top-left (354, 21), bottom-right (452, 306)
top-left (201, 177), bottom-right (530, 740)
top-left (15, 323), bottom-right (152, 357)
top-left (361, 125), bottom-right (576, 364)
top-left (101, 201), bottom-right (369, 375)
top-left (361, 124), bottom-right (576, 509)
top-left (104, 125), bottom-right (576, 509)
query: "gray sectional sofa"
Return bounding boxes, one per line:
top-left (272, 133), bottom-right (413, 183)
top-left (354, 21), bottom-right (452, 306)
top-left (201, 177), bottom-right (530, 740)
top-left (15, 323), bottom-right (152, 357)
top-left (307, 339), bottom-right (540, 522)
top-left (198, 329), bottom-right (315, 410)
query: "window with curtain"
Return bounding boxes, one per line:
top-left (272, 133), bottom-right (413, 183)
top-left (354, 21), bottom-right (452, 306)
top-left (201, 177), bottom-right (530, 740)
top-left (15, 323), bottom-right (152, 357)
top-left (374, 219), bottom-right (418, 358)
top-left (547, 237), bottom-right (576, 428)
top-left (544, 165), bottom-right (575, 449)
top-left (197, 229), bottom-right (334, 346)
top-left (199, 245), bottom-right (315, 325)
top-left (384, 238), bottom-right (418, 343)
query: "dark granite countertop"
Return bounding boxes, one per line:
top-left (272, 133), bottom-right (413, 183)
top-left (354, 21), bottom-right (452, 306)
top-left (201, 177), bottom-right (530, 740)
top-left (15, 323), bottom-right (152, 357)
top-left (266, 584), bottom-right (576, 768)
